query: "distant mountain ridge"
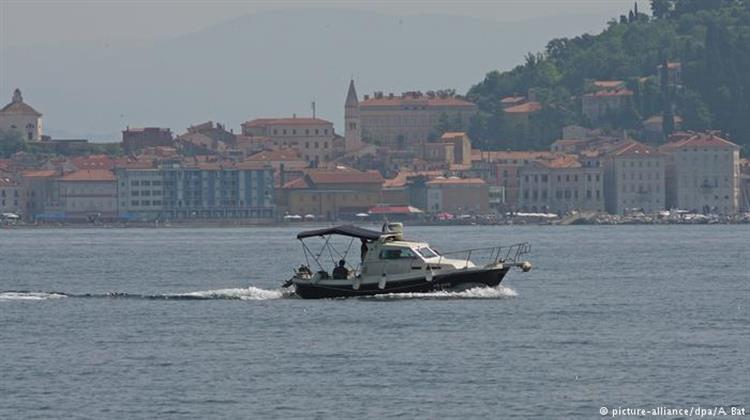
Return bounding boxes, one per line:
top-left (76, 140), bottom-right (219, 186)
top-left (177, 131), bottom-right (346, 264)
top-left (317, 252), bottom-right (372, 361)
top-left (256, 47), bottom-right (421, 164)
top-left (3, 8), bottom-right (614, 141)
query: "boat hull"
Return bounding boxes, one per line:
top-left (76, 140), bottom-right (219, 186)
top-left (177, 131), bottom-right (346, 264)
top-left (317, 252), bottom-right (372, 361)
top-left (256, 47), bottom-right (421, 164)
top-left (293, 266), bottom-right (510, 299)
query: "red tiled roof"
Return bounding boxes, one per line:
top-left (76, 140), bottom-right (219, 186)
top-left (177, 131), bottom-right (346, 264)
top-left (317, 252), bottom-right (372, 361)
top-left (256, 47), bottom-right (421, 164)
top-left (593, 80), bottom-right (625, 89)
top-left (282, 177), bottom-right (309, 189)
top-left (59, 169), bottom-right (116, 182)
top-left (585, 89), bottom-right (634, 97)
top-left (501, 96), bottom-right (526, 104)
top-left (504, 101), bottom-right (542, 114)
top-left (535, 155), bottom-right (581, 169)
top-left (660, 132), bottom-right (739, 151)
top-left (247, 148), bottom-right (302, 162)
top-left (359, 96), bottom-right (476, 107)
top-left (610, 140), bottom-right (662, 157)
top-left (22, 169), bottom-right (58, 178)
top-left (440, 132), bottom-right (466, 139)
top-left (71, 155), bottom-right (115, 170)
top-left (426, 177), bottom-right (485, 185)
top-left (242, 117), bottom-right (332, 128)
top-left (470, 150), bottom-right (554, 162)
top-left (1, 101), bottom-right (41, 116)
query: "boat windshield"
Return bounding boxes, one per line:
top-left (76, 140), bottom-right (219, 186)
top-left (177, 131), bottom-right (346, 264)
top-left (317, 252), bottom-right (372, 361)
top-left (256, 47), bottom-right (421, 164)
top-left (415, 247), bottom-right (438, 258)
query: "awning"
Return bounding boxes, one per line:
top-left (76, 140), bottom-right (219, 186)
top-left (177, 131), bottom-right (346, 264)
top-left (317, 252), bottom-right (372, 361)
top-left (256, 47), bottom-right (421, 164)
top-left (296, 224), bottom-right (383, 240)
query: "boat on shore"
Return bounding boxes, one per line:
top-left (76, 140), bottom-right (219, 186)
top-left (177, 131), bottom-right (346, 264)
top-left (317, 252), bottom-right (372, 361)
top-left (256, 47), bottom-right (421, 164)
top-left (283, 223), bottom-right (532, 299)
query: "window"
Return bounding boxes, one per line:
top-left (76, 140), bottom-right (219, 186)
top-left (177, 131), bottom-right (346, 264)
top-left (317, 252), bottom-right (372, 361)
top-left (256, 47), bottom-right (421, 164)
top-left (380, 248), bottom-right (416, 259)
top-left (131, 181), bottom-right (140, 186)
top-left (416, 247), bottom-right (438, 258)
top-left (132, 191), bottom-right (140, 196)
top-left (131, 200), bottom-right (139, 206)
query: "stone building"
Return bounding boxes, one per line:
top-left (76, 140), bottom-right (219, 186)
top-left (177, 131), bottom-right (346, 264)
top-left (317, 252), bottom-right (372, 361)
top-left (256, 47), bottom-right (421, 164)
top-left (581, 89), bottom-right (634, 123)
top-left (603, 141), bottom-right (666, 215)
top-left (346, 81), bottom-right (478, 149)
top-left (122, 127), bottom-right (174, 154)
top-left (425, 177), bottom-right (488, 214)
top-left (660, 132), bottom-right (741, 214)
top-left (0, 89), bottom-right (43, 141)
top-left (56, 169), bottom-right (118, 221)
top-left (518, 155), bottom-right (604, 214)
top-left (241, 117), bottom-right (336, 166)
top-left (277, 168), bottom-right (383, 220)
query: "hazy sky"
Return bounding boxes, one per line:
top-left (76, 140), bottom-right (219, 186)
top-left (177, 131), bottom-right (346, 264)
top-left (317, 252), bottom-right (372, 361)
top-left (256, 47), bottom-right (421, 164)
top-left (2, 0), bottom-right (645, 46)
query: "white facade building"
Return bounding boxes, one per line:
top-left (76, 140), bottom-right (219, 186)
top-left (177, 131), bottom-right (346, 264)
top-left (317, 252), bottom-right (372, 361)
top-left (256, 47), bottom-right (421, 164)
top-left (660, 132), bottom-right (741, 214)
top-left (604, 141), bottom-right (666, 215)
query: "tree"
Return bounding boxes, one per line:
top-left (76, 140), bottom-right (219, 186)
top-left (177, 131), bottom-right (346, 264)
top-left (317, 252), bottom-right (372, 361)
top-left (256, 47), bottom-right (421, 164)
top-left (650, 0), bottom-right (673, 19)
top-left (0, 130), bottom-right (26, 158)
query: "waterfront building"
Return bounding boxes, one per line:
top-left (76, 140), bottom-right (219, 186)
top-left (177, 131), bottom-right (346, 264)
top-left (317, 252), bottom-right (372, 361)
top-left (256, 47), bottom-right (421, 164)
top-left (122, 127), bottom-right (174, 154)
top-left (21, 170), bottom-right (59, 220)
top-left (0, 174), bottom-right (25, 216)
top-left (346, 81), bottom-right (478, 149)
top-left (0, 89), bottom-right (43, 141)
top-left (425, 177), bottom-right (488, 214)
top-left (470, 150), bottom-right (555, 211)
top-left (56, 169), bottom-right (118, 221)
top-left (518, 155), bottom-right (604, 214)
top-left (603, 141), bottom-right (666, 215)
top-left (660, 132), bottom-right (741, 214)
top-left (277, 167), bottom-right (383, 220)
top-left (115, 160), bottom-right (275, 221)
top-left (241, 117), bottom-right (336, 166)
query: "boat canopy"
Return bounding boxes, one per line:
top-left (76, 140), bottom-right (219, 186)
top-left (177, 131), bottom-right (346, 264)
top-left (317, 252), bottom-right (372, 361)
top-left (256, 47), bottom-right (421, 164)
top-left (296, 224), bottom-right (383, 241)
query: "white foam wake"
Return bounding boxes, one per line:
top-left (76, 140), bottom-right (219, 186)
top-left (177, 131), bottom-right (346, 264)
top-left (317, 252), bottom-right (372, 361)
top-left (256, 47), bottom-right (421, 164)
top-left (0, 292), bottom-right (68, 301)
top-left (170, 286), bottom-right (288, 300)
top-left (367, 285), bottom-right (518, 300)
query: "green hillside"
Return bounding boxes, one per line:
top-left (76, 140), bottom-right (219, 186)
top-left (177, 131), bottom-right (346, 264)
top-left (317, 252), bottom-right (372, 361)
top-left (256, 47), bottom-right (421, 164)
top-left (465, 0), bottom-right (750, 152)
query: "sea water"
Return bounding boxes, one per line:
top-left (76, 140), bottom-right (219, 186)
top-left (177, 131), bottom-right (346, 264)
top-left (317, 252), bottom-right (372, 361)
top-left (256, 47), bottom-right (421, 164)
top-left (1, 225), bottom-right (748, 418)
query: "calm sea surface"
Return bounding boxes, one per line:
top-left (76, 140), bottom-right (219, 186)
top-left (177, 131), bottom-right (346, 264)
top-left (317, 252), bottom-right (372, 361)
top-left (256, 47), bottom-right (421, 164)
top-left (1, 225), bottom-right (748, 419)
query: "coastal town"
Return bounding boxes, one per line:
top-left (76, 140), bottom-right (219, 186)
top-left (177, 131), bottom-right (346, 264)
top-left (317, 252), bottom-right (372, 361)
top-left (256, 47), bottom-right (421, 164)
top-left (1, 73), bottom-right (749, 226)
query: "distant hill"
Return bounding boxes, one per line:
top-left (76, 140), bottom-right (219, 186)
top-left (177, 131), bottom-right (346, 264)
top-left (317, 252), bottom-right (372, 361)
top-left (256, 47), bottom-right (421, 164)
top-left (467, 0), bottom-right (750, 151)
top-left (4, 8), bottom-right (615, 141)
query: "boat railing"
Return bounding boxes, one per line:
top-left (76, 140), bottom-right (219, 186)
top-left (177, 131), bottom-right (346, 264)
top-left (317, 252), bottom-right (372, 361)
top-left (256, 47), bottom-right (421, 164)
top-left (435, 242), bottom-right (531, 269)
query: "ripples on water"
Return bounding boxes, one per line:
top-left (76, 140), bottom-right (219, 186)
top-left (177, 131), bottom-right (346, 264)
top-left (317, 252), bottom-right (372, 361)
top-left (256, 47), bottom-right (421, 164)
top-left (1, 225), bottom-right (748, 418)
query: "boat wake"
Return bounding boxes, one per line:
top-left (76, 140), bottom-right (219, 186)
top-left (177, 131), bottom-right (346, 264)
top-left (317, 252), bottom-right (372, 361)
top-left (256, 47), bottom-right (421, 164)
top-left (361, 285), bottom-right (518, 300)
top-left (0, 286), bottom-right (291, 302)
top-left (0, 285), bottom-right (516, 302)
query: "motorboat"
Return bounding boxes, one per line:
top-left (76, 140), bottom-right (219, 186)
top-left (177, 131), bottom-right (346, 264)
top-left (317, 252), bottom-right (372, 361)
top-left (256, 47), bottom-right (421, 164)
top-left (283, 223), bottom-right (532, 299)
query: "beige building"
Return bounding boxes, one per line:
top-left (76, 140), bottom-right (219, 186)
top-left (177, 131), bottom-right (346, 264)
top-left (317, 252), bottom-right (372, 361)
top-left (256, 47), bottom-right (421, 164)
top-left (604, 141), bottom-right (666, 214)
top-left (582, 89), bottom-right (634, 123)
top-left (347, 82), bottom-right (478, 149)
top-left (0, 89), bottom-right (43, 141)
top-left (660, 132), bottom-right (741, 214)
top-left (278, 168), bottom-right (384, 220)
top-left (56, 169), bottom-right (118, 221)
top-left (0, 174), bottom-right (25, 216)
top-left (426, 177), bottom-right (488, 214)
top-left (518, 155), bottom-right (604, 214)
top-left (241, 117), bottom-right (336, 166)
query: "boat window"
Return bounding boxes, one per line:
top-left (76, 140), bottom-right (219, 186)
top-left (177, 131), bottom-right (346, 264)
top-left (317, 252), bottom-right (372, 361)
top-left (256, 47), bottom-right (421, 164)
top-left (416, 247), bottom-right (438, 258)
top-left (380, 248), bottom-right (416, 260)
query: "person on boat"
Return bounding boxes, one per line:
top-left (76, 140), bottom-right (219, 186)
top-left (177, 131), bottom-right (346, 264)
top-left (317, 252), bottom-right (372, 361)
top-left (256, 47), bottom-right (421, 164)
top-left (332, 259), bottom-right (349, 279)
top-left (360, 239), bottom-right (368, 262)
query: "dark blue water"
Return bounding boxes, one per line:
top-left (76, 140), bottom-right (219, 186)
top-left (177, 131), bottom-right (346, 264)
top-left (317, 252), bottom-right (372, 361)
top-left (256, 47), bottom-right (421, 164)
top-left (1, 225), bottom-right (748, 419)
